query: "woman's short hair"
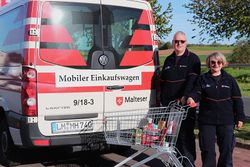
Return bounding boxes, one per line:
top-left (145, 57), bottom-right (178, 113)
top-left (206, 52), bottom-right (228, 68)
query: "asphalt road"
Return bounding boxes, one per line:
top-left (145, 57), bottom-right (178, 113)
top-left (0, 142), bottom-right (249, 167)
top-left (0, 146), bottom-right (168, 167)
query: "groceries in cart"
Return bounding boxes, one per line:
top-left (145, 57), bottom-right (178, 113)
top-left (133, 112), bottom-right (178, 147)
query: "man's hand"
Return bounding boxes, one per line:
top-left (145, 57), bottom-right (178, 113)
top-left (187, 97), bottom-right (197, 107)
top-left (187, 97), bottom-right (195, 105)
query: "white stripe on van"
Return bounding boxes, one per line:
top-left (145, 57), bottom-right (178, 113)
top-left (24, 18), bottom-right (41, 25)
top-left (24, 41), bottom-right (39, 48)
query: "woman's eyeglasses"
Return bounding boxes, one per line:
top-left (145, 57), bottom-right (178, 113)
top-left (210, 60), bottom-right (222, 65)
top-left (174, 40), bottom-right (186, 44)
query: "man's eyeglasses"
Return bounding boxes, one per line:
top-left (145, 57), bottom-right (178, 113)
top-left (174, 40), bottom-right (186, 44)
top-left (210, 60), bottom-right (222, 65)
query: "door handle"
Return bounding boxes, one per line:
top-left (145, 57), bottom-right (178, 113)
top-left (106, 85), bottom-right (124, 90)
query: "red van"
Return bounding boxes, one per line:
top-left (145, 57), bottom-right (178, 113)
top-left (0, 0), bottom-right (159, 165)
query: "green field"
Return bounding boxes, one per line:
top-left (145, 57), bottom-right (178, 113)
top-left (198, 53), bottom-right (232, 63)
top-left (187, 45), bottom-right (235, 51)
top-left (235, 120), bottom-right (250, 140)
top-left (225, 67), bottom-right (250, 96)
top-left (160, 54), bottom-right (232, 65)
top-left (160, 45), bottom-right (235, 63)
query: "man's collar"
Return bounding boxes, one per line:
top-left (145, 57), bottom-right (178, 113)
top-left (173, 48), bottom-right (189, 57)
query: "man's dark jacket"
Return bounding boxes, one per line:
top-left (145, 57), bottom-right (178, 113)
top-left (160, 49), bottom-right (201, 106)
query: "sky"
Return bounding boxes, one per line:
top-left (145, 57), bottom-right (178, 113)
top-left (158, 0), bottom-right (236, 45)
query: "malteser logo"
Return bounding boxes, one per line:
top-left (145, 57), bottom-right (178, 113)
top-left (116, 97), bottom-right (124, 106)
top-left (116, 96), bottom-right (148, 106)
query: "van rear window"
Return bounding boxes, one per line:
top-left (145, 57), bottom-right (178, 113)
top-left (40, 2), bottom-right (153, 69)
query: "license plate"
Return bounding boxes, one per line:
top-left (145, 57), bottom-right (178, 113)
top-left (51, 120), bottom-right (94, 134)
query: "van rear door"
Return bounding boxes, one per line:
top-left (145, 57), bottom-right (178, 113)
top-left (100, 0), bottom-right (157, 112)
top-left (37, 0), bottom-right (105, 136)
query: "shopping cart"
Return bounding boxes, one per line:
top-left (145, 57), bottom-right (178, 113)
top-left (103, 101), bottom-right (195, 167)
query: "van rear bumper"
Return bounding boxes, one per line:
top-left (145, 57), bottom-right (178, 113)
top-left (20, 122), bottom-right (106, 148)
top-left (8, 112), bottom-right (105, 148)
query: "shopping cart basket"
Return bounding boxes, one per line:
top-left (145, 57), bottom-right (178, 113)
top-left (103, 101), bottom-right (195, 167)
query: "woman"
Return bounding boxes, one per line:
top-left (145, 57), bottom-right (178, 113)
top-left (187, 52), bottom-right (245, 167)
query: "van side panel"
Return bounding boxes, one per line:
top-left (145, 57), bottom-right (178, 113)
top-left (0, 2), bottom-right (26, 145)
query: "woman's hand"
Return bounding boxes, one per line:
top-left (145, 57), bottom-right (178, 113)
top-left (237, 121), bottom-right (244, 129)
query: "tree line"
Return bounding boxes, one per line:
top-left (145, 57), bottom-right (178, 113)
top-left (150, 0), bottom-right (250, 64)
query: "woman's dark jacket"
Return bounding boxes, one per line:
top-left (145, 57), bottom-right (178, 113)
top-left (190, 70), bottom-right (245, 125)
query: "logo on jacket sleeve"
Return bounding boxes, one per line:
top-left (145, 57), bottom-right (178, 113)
top-left (116, 97), bottom-right (124, 106)
top-left (221, 85), bottom-right (230, 88)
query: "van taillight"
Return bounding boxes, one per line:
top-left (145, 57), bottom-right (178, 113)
top-left (22, 67), bottom-right (37, 116)
top-left (33, 139), bottom-right (49, 146)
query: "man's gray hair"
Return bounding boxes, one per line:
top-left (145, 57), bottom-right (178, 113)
top-left (173, 31), bottom-right (187, 40)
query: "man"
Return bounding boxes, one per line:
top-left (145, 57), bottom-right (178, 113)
top-left (160, 31), bottom-right (201, 167)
